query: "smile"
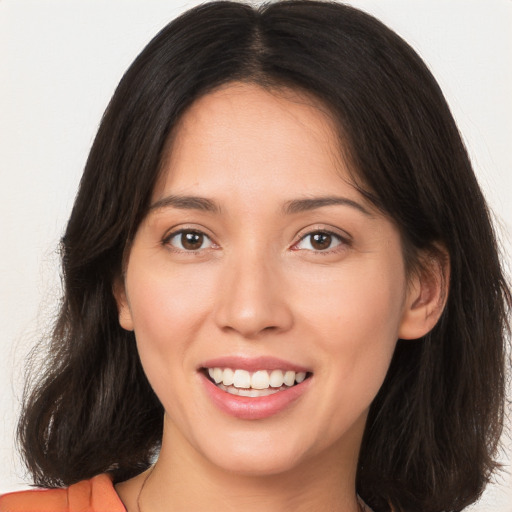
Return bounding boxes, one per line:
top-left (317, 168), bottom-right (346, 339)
top-left (207, 367), bottom-right (308, 397)
top-left (200, 361), bottom-right (312, 419)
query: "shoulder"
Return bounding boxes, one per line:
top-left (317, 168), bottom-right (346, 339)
top-left (0, 474), bottom-right (126, 512)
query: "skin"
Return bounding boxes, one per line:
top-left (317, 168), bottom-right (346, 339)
top-left (115, 83), bottom-right (447, 512)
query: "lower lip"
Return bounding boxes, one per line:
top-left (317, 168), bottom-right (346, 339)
top-left (200, 373), bottom-right (311, 420)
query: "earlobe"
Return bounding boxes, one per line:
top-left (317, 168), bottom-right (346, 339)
top-left (398, 247), bottom-right (450, 340)
top-left (113, 278), bottom-right (134, 332)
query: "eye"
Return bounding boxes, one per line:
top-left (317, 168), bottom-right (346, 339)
top-left (164, 230), bottom-right (215, 251)
top-left (294, 230), bottom-right (347, 252)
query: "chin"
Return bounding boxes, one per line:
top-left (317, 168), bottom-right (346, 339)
top-left (208, 447), bottom-right (305, 477)
top-left (191, 425), bottom-right (319, 478)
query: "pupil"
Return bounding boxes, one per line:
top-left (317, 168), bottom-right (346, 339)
top-left (182, 232), bottom-right (203, 250)
top-left (312, 233), bottom-right (331, 250)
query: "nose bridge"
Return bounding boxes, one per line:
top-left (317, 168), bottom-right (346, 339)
top-left (213, 242), bottom-right (293, 338)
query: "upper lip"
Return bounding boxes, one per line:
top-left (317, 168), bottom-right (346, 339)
top-left (199, 355), bottom-right (311, 373)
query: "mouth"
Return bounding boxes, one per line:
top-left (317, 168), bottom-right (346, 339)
top-left (202, 367), bottom-right (312, 398)
top-left (198, 356), bottom-right (313, 419)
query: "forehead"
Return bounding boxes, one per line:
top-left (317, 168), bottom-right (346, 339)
top-left (154, 82), bottom-right (361, 206)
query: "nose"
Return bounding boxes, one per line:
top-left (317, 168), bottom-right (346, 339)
top-left (213, 250), bottom-right (294, 339)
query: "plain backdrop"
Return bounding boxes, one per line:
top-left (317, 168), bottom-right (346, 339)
top-left (1, 1), bottom-right (511, 510)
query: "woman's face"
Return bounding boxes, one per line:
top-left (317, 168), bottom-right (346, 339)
top-left (117, 83), bottom-right (419, 476)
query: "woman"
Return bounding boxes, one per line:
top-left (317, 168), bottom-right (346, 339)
top-left (1, 1), bottom-right (509, 511)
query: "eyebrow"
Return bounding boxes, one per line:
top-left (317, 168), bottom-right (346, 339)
top-left (149, 194), bottom-right (372, 217)
top-left (149, 195), bottom-right (221, 214)
top-left (283, 196), bottom-right (373, 216)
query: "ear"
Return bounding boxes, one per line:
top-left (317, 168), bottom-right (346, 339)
top-left (398, 246), bottom-right (450, 340)
top-left (113, 277), bottom-right (134, 331)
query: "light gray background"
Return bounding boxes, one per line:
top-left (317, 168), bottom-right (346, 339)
top-left (1, 1), bottom-right (510, 510)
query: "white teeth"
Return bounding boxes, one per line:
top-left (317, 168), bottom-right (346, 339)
top-left (295, 371), bottom-right (306, 383)
top-left (269, 369), bottom-right (285, 388)
top-left (206, 367), bottom-right (308, 390)
top-left (239, 388), bottom-right (260, 397)
top-left (218, 383), bottom-right (284, 397)
top-left (222, 368), bottom-right (234, 386)
top-left (213, 367), bottom-right (223, 384)
top-left (283, 370), bottom-right (296, 386)
top-left (233, 369), bottom-right (251, 389)
top-left (251, 370), bottom-right (270, 389)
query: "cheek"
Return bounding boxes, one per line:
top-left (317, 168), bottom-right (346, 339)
top-left (127, 258), bottom-right (215, 336)
top-left (299, 255), bottom-right (405, 336)
top-left (124, 261), bottom-right (216, 392)
top-left (296, 257), bottom-right (406, 407)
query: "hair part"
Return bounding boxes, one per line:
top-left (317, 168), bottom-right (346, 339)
top-left (18, 2), bottom-right (511, 511)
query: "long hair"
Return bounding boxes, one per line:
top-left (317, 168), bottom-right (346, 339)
top-left (18, 2), bottom-right (510, 511)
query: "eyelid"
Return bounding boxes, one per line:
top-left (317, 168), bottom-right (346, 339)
top-left (160, 224), bottom-right (351, 254)
top-left (162, 226), bottom-right (219, 252)
top-left (291, 226), bottom-right (352, 252)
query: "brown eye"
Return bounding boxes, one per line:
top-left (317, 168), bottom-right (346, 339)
top-left (166, 230), bottom-right (213, 251)
top-left (181, 232), bottom-right (204, 250)
top-left (310, 232), bottom-right (332, 250)
top-left (295, 231), bottom-right (344, 252)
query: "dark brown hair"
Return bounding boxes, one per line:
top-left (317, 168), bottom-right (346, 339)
top-left (18, 2), bottom-right (510, 511)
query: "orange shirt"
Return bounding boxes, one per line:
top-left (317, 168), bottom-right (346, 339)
top-left (0, 474), bottom-right (125, 512)
top-left (1, 474), bottom-right (377, 512)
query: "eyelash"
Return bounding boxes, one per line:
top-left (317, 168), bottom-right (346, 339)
top-left (163, 229), bottom-right (217, 253)
top-left (292, 229), bottom-right (351, 254)
top-left (162, 228), bottom-right (351, 254)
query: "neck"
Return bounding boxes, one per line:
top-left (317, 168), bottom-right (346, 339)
top-left (134, 416), bottom-right (363, 512)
